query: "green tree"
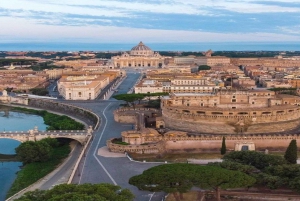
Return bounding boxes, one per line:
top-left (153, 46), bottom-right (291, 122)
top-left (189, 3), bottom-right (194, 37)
top-left (129, 164), bottom-right (255, 201)
top-left (30, 88), bottom-right (49, 96)
top-left (15, 140), bottom-right (52, 164)
top-left (284, 139), bottom-right (298, 164)
top-left (15, 183), bottom-right (134, 201)
top-left (129, 164), bottom-right (194, 201)
top-left (223, 151), bottom-right (286, 170)
top-left (192, 166), bottom-right (256, 201)
top-left (220, 136), bottom-right (226, 155)
top-left (209, 161), bottom-right (257, 174)
top-left (198, 65), bottom-right (211, 71)
top-left (113, 94), bottom-right (144, 108)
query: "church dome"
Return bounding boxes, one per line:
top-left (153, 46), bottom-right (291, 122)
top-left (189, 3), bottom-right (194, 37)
top-left (130, 41), bottom-right (154, 56)
top-left (131, 41), bottom-right (152, 51)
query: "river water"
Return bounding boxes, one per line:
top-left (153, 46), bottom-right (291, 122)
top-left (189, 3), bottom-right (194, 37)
top-left (0, 109), bottom-right (47, 200)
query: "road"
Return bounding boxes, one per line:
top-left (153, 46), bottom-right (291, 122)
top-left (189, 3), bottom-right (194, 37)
top-left (67, 72), bottom-right (166, 201)
top-left (39, 142), bottom-right (82, 190)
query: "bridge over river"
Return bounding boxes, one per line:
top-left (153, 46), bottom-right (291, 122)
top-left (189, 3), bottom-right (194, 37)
top-left (0, 126), bottom-right (93, 145)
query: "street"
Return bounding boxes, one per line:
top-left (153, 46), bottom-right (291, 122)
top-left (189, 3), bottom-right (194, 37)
top-left (66, 72), bottom-right (166, 201)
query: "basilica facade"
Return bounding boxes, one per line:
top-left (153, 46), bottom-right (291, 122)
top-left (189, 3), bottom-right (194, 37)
top-left (112, 42), bottom-right (165, 68)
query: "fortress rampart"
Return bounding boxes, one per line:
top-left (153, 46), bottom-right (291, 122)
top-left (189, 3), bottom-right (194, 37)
top-left (162, 105), bottom-right (300, 134)
top-left (107, 130), bottom-right (300, 153)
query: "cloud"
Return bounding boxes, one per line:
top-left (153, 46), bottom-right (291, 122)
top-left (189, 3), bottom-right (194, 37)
top-left (0, 0), bottom-right (299, 42)
top-left (278, 25), bottom-right (300, 35)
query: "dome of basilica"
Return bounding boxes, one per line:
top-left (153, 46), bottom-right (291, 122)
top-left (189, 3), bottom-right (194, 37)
top-left (131, 41), bottom-right (152, 51)
top-left (130, 41), bottom-right (154, 56)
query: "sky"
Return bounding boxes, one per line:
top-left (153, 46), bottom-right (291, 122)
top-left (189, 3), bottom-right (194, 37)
top-left (0, 0), bottom-right (300, 43)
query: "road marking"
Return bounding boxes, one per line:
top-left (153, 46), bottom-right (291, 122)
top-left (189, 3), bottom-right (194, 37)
top-left (149, 192), bottom-right (155, 201)
top-left (92, 103), bottom-right (117, 185)
top-left (79, 103), bottom-right (117, 185)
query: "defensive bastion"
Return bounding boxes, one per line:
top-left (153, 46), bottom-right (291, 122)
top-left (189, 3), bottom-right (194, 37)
top-left (108, 90), bottom-right (300, 154)
top-left (161, 90), bottom-right (300, 134)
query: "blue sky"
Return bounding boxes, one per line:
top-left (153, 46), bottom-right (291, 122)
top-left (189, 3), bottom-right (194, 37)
top-left (0, 0), bottom-right (300, 43)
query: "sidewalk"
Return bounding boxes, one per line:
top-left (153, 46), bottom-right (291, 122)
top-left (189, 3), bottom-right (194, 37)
top-left (104, 76), bottom-right (127, 100)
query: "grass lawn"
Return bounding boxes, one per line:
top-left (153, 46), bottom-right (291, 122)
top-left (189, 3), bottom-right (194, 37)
top-left (129, 152), bottom-right (222, 163)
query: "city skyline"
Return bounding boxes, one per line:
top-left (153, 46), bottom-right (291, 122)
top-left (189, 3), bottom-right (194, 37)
top-left (1, 0), bottom-right (300, 43)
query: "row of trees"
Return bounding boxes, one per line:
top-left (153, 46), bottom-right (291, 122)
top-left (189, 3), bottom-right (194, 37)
top-left (29, 88), bottom-right (49, 96)
top-left (129, 163), bottom-right (255, 201)
top-left (11, 108), bottom-right (85, 130)
top-left (15, 183), bottom-right (134, 201)
top-left (212, 148), bottom-right (300, 191)
top-left (43, 112), bottom-right (85, 130)
top-left (220, 138), bottom-right (297, 165)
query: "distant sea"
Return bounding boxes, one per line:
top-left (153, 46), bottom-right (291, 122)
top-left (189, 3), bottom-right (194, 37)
top-left (0, 42), bottom-right (300, 52)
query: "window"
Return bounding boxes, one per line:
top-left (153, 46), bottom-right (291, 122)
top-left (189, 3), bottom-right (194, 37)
top-left (214, 103), bottom-right (217, 106)
top-left (233, 95), bottom-right (236, 98)
top-left (241, 145), bottom-right (249, 151)
top-left (201, 103), bottom-right (204, 107)
top-left (232, 107), bottom-right (236, 109)
top-left (232, 99), bottom-right (236, 102)
top-left (253, 112), bottom-right (256, 115)
top-left (78, 92), bottom-right (82, 97)
top-left (252, 102), bottom-right (255, 104)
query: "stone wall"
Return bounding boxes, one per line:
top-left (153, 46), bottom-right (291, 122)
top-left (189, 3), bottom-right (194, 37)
top-left (108, 133), bottom-right (300, 154)
top-left (107, 140), bottom-right (164, 154)
top-left (163, 107), bottom-right (300, 134)
top-left (114, 108), bottom-right (160, 123)
top-left (28, 99), bottom-right (100, 129)
top-left (163, 133), bottom-right (300, 152)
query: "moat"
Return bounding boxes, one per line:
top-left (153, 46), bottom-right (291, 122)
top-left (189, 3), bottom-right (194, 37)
top-left (0, 109), bottom-right (47, 200)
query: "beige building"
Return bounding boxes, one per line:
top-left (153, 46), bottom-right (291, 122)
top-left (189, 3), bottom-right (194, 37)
top-left (207, 56), bottom-right (231, 66)
top-left (134, 80), bottom-right (163, 94)
top-left (231, 57), bottom-right (300, 68)
top-left (57, 75), bottom-right (109, 100)
top-left (112, 42), bottom-right (165, 68)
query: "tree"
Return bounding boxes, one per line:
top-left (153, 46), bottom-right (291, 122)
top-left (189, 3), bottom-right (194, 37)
top-left (198, 65), bottom-right (211, 71)
top-left (30, 88), bottom-right (49, 96)
top-left (223, 151), bottom-right (286, 170)
top-left (209, 161), bottom-right (257, 174)
top-left (129, 164), bottom-right (194, 201)
top-left (192, 166), bottom-right (256, 201)
top-left (129, 164), bottom-right (256, 201)
top-left (284, 139), bottom-right (298, 164)
top-left (15, 183), bottom-right (134, 201)
top-left (221, 136), bottom-right (226, 155)
top-left (113, 94), bottom-right (144, 108)
top-left (15, 140), bottom-right (53, 164)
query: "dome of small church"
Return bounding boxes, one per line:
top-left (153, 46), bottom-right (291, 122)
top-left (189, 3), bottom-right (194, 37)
top-left (130, 41), bottom-right (154, 56)
top-left (131, 41), bottom-right (152, 51)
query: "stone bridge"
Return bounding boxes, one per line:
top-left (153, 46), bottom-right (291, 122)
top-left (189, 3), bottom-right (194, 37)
top-left (0, 126), bottom-right (93, 145)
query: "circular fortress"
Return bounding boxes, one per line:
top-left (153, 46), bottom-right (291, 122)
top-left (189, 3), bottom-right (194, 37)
top-left (160, 90), bottom-right (300, 134)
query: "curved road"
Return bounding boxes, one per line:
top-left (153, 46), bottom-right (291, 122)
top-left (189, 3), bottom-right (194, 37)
top-left (68, 72), bottom-right (166, 201)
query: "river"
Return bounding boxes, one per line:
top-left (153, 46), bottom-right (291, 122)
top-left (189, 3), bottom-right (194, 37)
top-left (0, 109), bottom-right (47, 200)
